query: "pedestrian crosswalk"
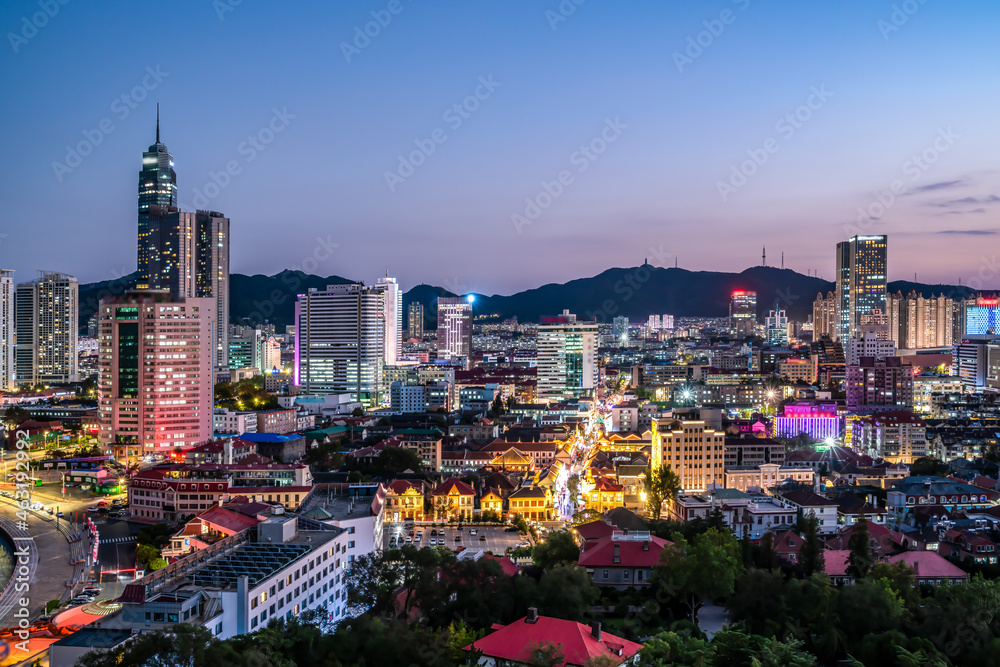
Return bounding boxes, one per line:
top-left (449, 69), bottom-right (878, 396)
top-left (100, 535), bottom-right (137, 544)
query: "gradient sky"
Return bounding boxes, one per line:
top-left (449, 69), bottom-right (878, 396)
top-left (2, 0), bottom-right (999, 296)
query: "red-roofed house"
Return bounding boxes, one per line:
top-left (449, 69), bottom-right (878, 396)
top-left (574, 520), bottom-right (614, 545)
top-left (771, 530), bottom-right (803, 565)
top-left (578, 530), bottom-right (670, 590)
top-left (162, 505), bottom-right (262, 558)
top-left (465, 610), bottom-right (642, 666)
top-left (433, 478), bottom-right (476, 521)
top-left (886, 551), bottom-right (967, 585)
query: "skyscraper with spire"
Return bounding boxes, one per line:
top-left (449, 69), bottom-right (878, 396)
top-left (137, 105), bottom-right (177, 288)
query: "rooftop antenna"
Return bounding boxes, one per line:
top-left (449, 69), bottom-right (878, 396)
top-left (762, 246), bottom-right (766, 267)
top-left (781, 252), bottom-right (784, 270)
top-left (156, 103), bottom-right (160, 143)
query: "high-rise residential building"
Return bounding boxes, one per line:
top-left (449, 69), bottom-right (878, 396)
top-left (845, 331), bottom-right (896, 366)
top-left (845, 356), bottom-right (913, 410)
top-left (436, 296), bottom-right (472, 364)
top-left (295, 283), bottom-right (386, 406)
top-left (835, 235), bottom-right (887, 340)
top-left (408, 302), bottom-right (424, 340)
top-left (97, 290), bottom-right (214, 460)
top-left (0, 270), bottom-right (13, 390)
top-left (376, 276), bottom-right (402, 367)
top-left (648, 314), bottom-right (661, 331)
top-left (537, 310), bottom-right (598, 402)
top-left (954, 336), bottom-right (999, 389)
top-left (662, 314), bottom-right (674, 330)
top-left (15, 272), bottom-right (78, 386)
top-left (147, 206), bottom-right (230, 368)
top-left (613, 316), bottom-right (629, 343)
top-left (812, 291), bottom-right (838, 340)
top-left (764, 303), bottom-right (788, 345)
top-left (887, 291), bottom-right (954, 349)
top-left (729, 290), bottom-right (757, 337)
top-left (137, 108), bottom-right (177, 288)
top-left (260, 335), bottom-right (281, 372)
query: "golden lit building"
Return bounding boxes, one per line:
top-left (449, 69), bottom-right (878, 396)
top-left (651, 417), bottom-right (726, 493)
top-left (586, 477), bottom-right (624, 513)
top-left (432, 478), bottom-right (476, 521)
top-left (385, 480), bottom-right (426, 522)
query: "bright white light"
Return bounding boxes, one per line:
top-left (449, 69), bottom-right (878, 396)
top-left (466, 295), bottom-right (475, 303)
top-left (824, 437), bottom-right (834, 447)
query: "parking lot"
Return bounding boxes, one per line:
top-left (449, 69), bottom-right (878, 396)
top-left (384, 525), bottom-right (532, 555)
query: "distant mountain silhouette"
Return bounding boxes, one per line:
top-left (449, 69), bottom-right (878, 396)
top-left (78, 265), bottom-right (980, 331)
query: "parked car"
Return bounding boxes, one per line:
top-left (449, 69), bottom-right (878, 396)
top-left (56, 511), bottom-right (64, 518)
top-left (430, 529), bottom-right (437, 536)
top-left (85, 507), bottom-right (99, 513)
top-left (454, 535), bottom-right (462, 542)
top-left (480, 535), bottom-right (487, 541)
top-left (97, 501), bottom-right (108, 507)
top-left (469, 529), bottom-right (477, 536)
top-left (429, 538), bottom-right (436, 546)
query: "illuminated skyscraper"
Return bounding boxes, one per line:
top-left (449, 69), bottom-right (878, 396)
top-left (0, 270), bottom-right (13, 390)
top-left (15, 272), bottom-right (79, 385)
top-left (835, 235), bottom-right (887, 341)
top-left (729, 290), bottom-right (757, 337)
top-left (376, 276), bottom-right (402, 366)
top-left (408, 302), bottom-right (424, 340)
top-left (537, 310), bottom-right (598, 402)
top-left (137, 106), bottom-right (177, 288)
top-left (437, 296), bottom-right (472, 364)
top-left (295, 283), bottom-right (386, 406)
top-left (147, 207), bottom-right (230, 368)
top-left (764, 303), bottom-right (788, 345)
top-left (98, 290), bottom-right (214, 460)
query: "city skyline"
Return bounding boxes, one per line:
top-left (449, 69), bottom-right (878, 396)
top-left (3, 1), bottom-right (1000, 294)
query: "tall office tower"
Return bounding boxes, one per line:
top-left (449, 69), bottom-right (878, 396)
top-left (98, 291), bottom-right (214, 461)
top-left (436, 296), bottom-right (472, 364)
top-left (889, 292), bottom-right (954, 348)
top-left (15, 272), bottom-right (78, 386)
top-left (812, 291), bottom-right (838, 340)
top-left (376, 276), bottom-right (402, 366)
top-left (835, 235), bottom-right (887, 341)
top-left (137, 108), bottom-right (178, 288)
top-left (147, 206), bottom-right (230, 368)
top-left (764, 303), bottom-right (788, 345)
top-left (729, 290), bottom-right (757, 337)
top-left (537, 310), bottom-right (598, 402)
top-left (662, 314), bottom-right (674, 330)
top-left (613, 316), bottom-right (629, 343)
top-left (0, 270), bottom-right (13, 390)
top-left (648, 314), bottom-right (661, 331)
top-left (295, 283), bottom-right (386, 406)
top-left (260, 335), bottom-right (281, 372)
top-left (408, 302), bottom-right (424, 340)
top-left (228, 325), bottom-right (263, 370)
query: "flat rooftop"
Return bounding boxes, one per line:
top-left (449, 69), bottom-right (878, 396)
top-left (53, 627), bottom-right (133, 648)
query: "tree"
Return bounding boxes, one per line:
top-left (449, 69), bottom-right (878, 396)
top-left (728, 568), bottom-right (788, 639)
top-left (634, 627), bottom-right (712, 666)
top-left (653, 528), bottom-right (744, 622)
top-left (524, 641), bottom-right (565, 667)
top-left (711, 629), bottom-right (818, 667)
top-left (846, 516), bottom-right (875, 580)
top-left (571, 508), bottom-right (601, 526)
top-left (75, 623), bottom-right (239, 667)
top-left (644, 464), bottom-right (681, 520)
top-left (377, 446), bottom-right (423, 475)
top-left (351, 406), bottom-right (365, 417)
top-left (345, 550), bottom-right (405, 617)
top-left (799, 514), bottom-right (825, 577)
top-left (532, 530), bottom-right (579, 570)
top-left (757, 532), bottom-right (779, 571)
top-left (3, 406), bottom-right (30, 428)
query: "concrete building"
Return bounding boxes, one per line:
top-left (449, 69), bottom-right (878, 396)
top-left (846, 356), bottom-right (913, 410)
top-left (98, 291), bottom-right (214, 461)
top-left (845, 331), bottom-right (896, 366)
top-left (376, 276), bottom-right (402, 367)
top-left (214, 409), bottom-right (259, 435)
top-left (729, 290), bottom-right (757, 337)
top-left (15, 271), bottom-right (78, 385)
top-left (651, 414), bottom-right (726, 494)
top-left (295, 283), bottom-right (386, 406)
top-left (436, 296), bottom-right (472, 364)
top-left (536, 310), bottom-right (598, 403)
top-left (887, 291), bottom-right (954, 349)
top-left (0, 270), bottom-right (12, 390)
top-left (407, 302), bottom-right (424, 340)
top-left (852, 411), bottom-right (927, 464)
top-left (146, 206), bottom-right (230, 368)
top-left (812, 291), bottom-right (838, 340)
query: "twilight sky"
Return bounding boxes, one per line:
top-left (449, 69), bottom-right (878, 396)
top-left (2, 0), bottom-right (999, 295)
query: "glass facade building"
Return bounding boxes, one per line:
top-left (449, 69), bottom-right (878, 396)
top-left (138, 110), bottom-right (177, 288)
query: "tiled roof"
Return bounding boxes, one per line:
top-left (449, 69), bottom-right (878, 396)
top-left (886, 551), bottom-right (967, 579)
top-left (433, 478), bottom-right (476, 496)
top-left (578, 534), bottom-right (670, 568)
top-left (466, 615), bottom-right (642, 666)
